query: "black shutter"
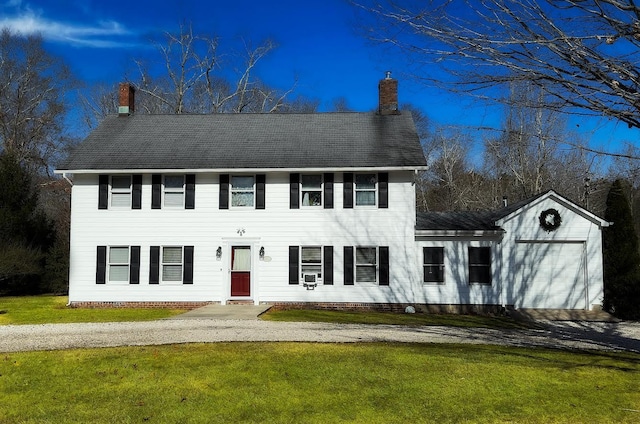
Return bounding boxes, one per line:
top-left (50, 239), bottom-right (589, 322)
top-left (149, 246), bottom-right (160, 284)
top-left (344, 246), bottom-right (354, 285)
top-left (378, 172), bottom-right (388, 209)
top-left (183, 246), bottom-right (194, 284)
top-left (219, 174), bottom-right (229, 209)
top-left (323, 246), bottom-right (333, 285)
top-left (343, 173), bottom-right (353, 209)
top-left (130, 246), bottom-right (140, 284)
top-left (290, 173), bottom-right (300, 209)
top-left (152, 174), bottom-right (162, 209)
top-left (256, 174), bottom-right (265, 209)
top-left (98, 175), bottom-right (108, 209)
top-left (132, 175), bottom-right (142, 209)
top-left (185, 174), bottom-right (196, 209)
top-left (324, 173), bottom-right (334, 209)
top-left (379, 246), bottom-right (389, 286)
top-left (289, 246), bottom-right (299, 285)
top-left (96, 246), bottom-right (107, 284)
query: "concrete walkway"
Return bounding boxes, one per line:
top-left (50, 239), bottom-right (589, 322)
top-left (166, 304), bottom-right (272, 320)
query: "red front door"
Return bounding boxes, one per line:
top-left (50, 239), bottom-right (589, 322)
top-left (231, 246), bottom-right (251, 296)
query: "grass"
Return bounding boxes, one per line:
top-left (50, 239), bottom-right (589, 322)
top-left (0, 295), bottom-right (185, 325)
top-left (1, 342), bottom-right (639, 423)
top-left (261, 308), bottom-right (538, 329)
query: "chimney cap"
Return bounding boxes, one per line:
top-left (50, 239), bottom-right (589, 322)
top-left (385, 71), bottom-right (392, 79)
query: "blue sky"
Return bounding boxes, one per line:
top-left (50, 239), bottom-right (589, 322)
top-left (0, 0), bottom-right (636, 156)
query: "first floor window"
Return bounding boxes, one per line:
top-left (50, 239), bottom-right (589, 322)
top-left (469, 246), bottom-right (491, 285)
top-left (111, 175), bottom-right (132, 207)
top-left (301, 174), bottom-right (322, 206)
top-left (356, 247), bottom-right (377, 283)
top-left (109, 247), bottom-right (130, 282)
top-left (301, 246), bottom-right (322, 282)
top-left (355, 174), bottom-right (376, 206)
top-left (231, 176), bottom-right (255, 207)
top-left (423, 247), bottom-right (445, 283)
top-left (162, 246), bottom-right (183, 281)
top-left (164, 175), bottom-right (185, 207)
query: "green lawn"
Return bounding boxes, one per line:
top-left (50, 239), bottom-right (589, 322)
top-left (261, 308), bottom-right (537, 329)
top-left (1, 342), bottom-right (639, 423)
top-left (0, 295), bottom-right (185, 325)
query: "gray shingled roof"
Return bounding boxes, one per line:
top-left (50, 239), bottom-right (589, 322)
top-left (416, 211), bottom-right (501, 231)
top-left (60, 112), bottom-right (426, 171)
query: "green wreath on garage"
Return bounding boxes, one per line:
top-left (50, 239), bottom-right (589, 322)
top-left (539, 208), bottom-right (562, 232)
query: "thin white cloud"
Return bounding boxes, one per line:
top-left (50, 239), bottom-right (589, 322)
top-left (0, 7), bottom-right (138, 48)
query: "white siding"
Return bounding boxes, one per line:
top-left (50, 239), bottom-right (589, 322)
top-left (68, 171), bottom-right (422, 304)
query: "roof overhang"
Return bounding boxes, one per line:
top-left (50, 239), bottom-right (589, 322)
top-left (55, 165), bottom-right (429, 175)
top-left (415, 229), bottom-right (505, 241)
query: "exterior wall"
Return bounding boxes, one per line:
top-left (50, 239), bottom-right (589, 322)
top-left (68, 171), bottom-right (421, 305)
top-left (498, 196), bottom-right (605, 310)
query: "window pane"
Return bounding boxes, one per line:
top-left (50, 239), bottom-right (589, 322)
top-left (110, 247), bottom-right (129, 264)
top-left (112, 175), bottom-right (131, 189)
top-left (355, 174), bottom-right (376, 189)
top-left (356, 248), bottom-right (376, 265)
top-left (302, 191), bottom-right (322, 206)
top-left (232, 176), bottom-right (254, 190)
top-left (424, 265), bottom-right (444, 283)
top-left (164, 192), bottom-right (184, 207)
top-left (423, 247), bottom-right (444, 265)
top-left (469, 247), bottom-right (491, 264)
top-left (469, 266), bottom-right (491, 284)
top-left (109, 265), bottom-right (129, 282)
top-left (301, 247), bottom-right (321, 263)
top-left (355, 191), bottom-right (375, 206)
top-left (165, 175), bottom-right (184, 189)
top-left (163, 247), bottom-right (182, 264)
top-left (301, 174), bottom-right (322, 189)
top-left (232, 192), bottom-right (254, 207)
top-left (111, 193), bottom-right (131, 207)
top-left (356, 265), bottom-right (376, 283)
top-left (163, 265), bottom-right (182, 281)
top-left (301, 265), bottom-right (322, 275)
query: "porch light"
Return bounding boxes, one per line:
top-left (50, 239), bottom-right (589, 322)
top-left (259, 246), bottom-right (265, 259)
top-left (216, 246), bottom-right (222, 259)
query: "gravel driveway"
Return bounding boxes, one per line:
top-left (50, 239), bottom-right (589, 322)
top-left (1, 319), bottom-right (639, 353)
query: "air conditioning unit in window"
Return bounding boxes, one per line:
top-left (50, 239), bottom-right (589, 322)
top-left (302, 273), bottom-right (317, 290)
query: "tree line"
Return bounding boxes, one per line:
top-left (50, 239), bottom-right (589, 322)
top-left (2, 1), bottom-right (640, 316)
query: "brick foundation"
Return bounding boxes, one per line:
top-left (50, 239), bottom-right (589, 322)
top-left (68, 301), bottom-right (217, 309)
top-left (270, 302), bottom-right (504, 315)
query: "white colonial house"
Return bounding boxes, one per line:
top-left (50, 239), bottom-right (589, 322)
top-left (56, 75), bottom-right (609, 311)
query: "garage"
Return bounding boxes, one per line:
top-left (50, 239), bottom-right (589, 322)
top-left (514, 241), bottom-right (587, 309)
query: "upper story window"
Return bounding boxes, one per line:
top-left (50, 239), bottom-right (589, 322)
top-left (355, 174), bottom-right (377, 206)
top-left (164, 175), bottom-right (185, 207)
top-left (469, 246), bottom-right (491, 285)
top-left (110, 175), bottom-right (132, 207)
top-left (301, 174), bottom-right (322, 207)
top-left (231, 176), bottom-right (255, 207)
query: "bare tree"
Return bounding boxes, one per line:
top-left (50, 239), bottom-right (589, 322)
top-left (0, 28), bottom-right (76, 172)
top-left (355, 0), bottom-right (640, 134)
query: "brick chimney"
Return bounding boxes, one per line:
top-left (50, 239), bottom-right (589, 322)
top-left (378, 71), bottom-right (398, 115)
top-left (118, 82), bottom-right (135, 116)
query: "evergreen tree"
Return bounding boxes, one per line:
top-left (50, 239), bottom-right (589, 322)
top-left (603, 179), bottom-right (640, 319)
top-left (0, 152), bottom-right (53, 293)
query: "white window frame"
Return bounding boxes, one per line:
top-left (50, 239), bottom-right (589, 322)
top-left (301, 174), bottom-right (323, 207)
top-left (161, 246), bottom-right (184, 283)
top-left (231, 175), bottom-right (255, 208)
top-left (110, 175), bottom-right (132, 208)
top-left (423, 247), bottom-right (445, 284)
top-left (164, 175), bottom-right (185, 208)
top-left (355, 246), bottom-right (377, 284)
top-left (108, 246), bottom-right (130, 283)
top-left (355, 173), bottom-right (377, 206)
top-left (300, 246), bottom-right (323, 284)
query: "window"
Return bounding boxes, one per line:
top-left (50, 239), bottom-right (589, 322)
top-left (355, 174), bottom-right (376, 206)
top-left (356, 247), bottom-right (377, 283)
top-left (301, 246), bottom-right (322, 282)
top-left (164, 175), bottom-right (185, 207)
top-left (162, 246), bottom-right (184, 282)
top-left (423, 247), bottom-right (445, 283)
top-left (110, 175), bottom-right (132, 207)
top-left (231, 176), bottom-right (255, 207)
top-left (108, 247), bottom-right (130, 282)
top-left (469, 246), bottom-right (491, 285)
top-left (301, 174), bottom-right (322, 206)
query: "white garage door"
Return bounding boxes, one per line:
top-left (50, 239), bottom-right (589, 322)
top-left (514, 242), bottom-right (586, 309)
